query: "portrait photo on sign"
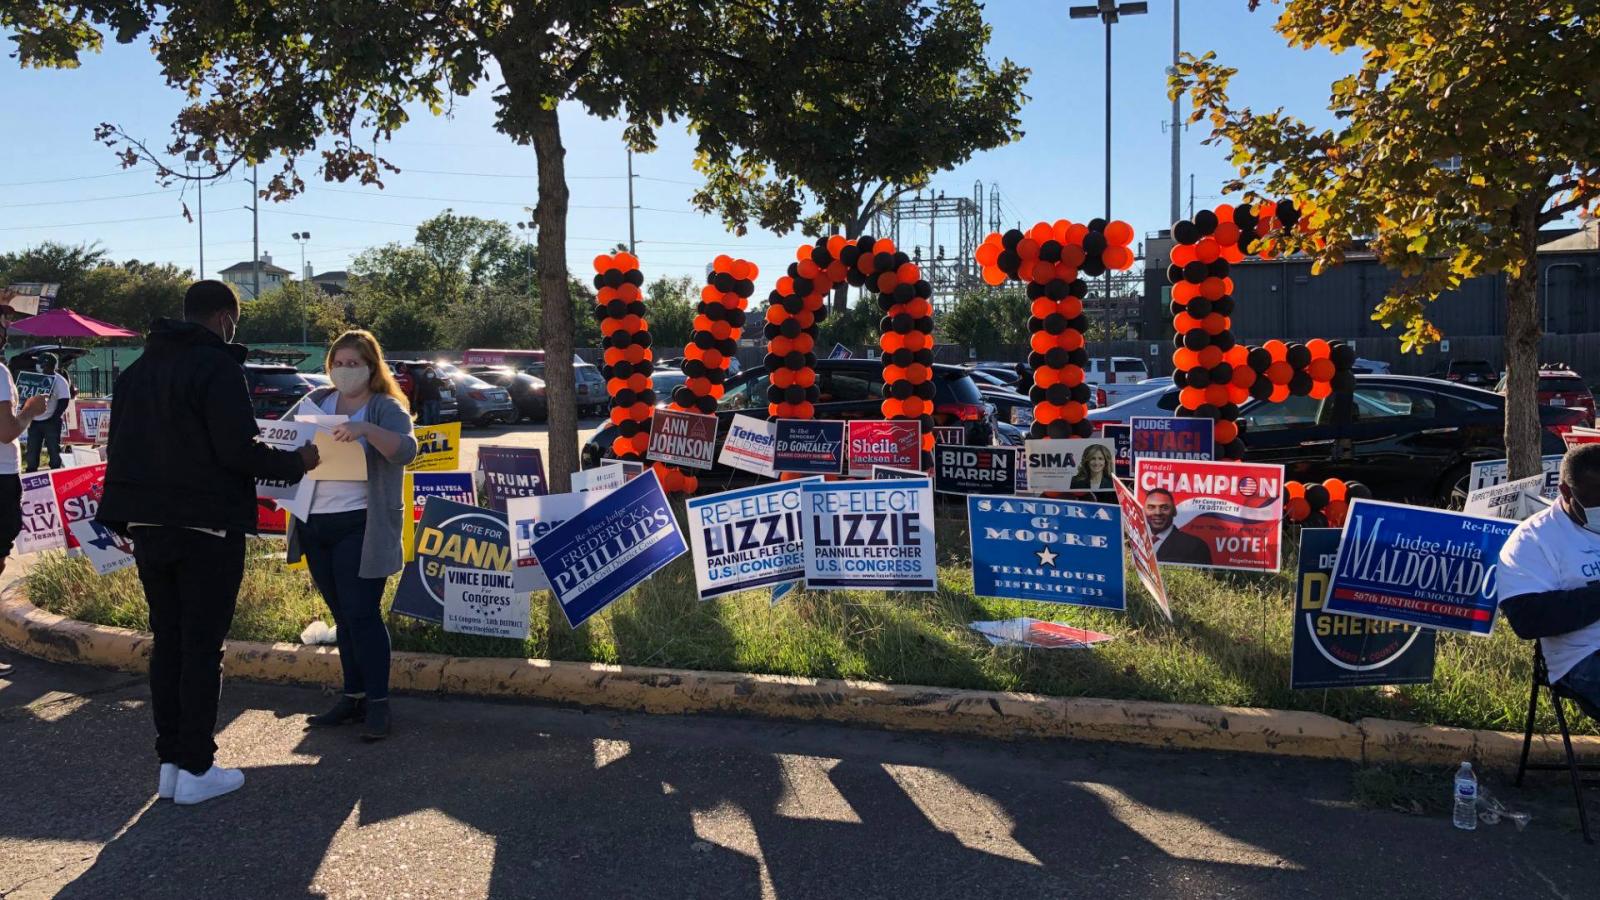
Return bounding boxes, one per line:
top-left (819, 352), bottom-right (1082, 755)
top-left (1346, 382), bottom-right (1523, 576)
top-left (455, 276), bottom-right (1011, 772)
top-left (1133, 458), bottom-right (1285, 572)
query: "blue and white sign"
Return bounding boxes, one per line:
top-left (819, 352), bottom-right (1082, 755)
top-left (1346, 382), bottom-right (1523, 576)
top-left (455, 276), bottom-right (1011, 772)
top-left (507, 489), bottom-right (610, 593)
top-left (802, 478), bottom-right (937, 591)
top-left (1466, 454), bottom-right (1562, 496)
top-left (1102, 423), bottom-right (1132, 478)
top-left (967, 495), bottom-right (1125, 610)
top-left (774, 419), bottom-right (846, 475)
top-left (1130, 416), bottom-right (1214, 462)
top-left (686, 478), bottom-right (819, 601)
top-left (530, 470), bottom-right (688, 629)
top-left (1324, 498), bottom-right (1516, 636)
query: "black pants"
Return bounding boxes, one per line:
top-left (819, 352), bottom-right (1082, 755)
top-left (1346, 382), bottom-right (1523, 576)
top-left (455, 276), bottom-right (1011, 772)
top-left (300, 510), bottom-right (391, 701)
top-left (24, 417), bottom-right (62, 472)
top-left (131, 527), bottom-right (246, 774)
top-left (0, 474), bottom-right (20, 559)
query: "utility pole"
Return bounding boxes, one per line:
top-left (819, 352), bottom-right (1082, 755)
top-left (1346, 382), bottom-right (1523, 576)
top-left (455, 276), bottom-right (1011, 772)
top-left (186, 150), bottom-right (205, 279)
top-left (1169, 0), bottom-right (1182, 226)
top-left (626, 149), bottom-right (637, 256)
top-left (251, 164), bottom-right (261, 301)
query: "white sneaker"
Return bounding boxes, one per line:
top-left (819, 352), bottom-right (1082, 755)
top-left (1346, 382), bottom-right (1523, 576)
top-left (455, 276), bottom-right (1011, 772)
top-left (158, 763), bottom-right (178, 800)
top-left (173, 765), bottom-right (245, 806)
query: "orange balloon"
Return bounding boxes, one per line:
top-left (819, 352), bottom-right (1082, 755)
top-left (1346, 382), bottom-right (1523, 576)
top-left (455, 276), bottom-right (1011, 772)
top-left (1104, 220), bottom-right (1134, 247)
top-left (630, 432), bottom-right (650, 454)
top-left (1063, 401), bottom-right (1087, 423)
top-left (611, 436), bottom-right (632, 457)
top-left (1058, 297), bottom-right (1084, 319)
top-left (1308, 358), bottom-right (1335, 381)
top-left (1061, 364), bottom-right (1084, 387)
top-left (1264, 339), bottom-right (1288, 362)
top-left (1173, 348), bottom-right (1200, 370)
top-left (1106, 245), bottom-right (1135, 271)
top-left (1171, 243), bottom-right (1198, 267)
top-left (983, 266), bottom-right (1007, 285)
top-left (1036, 403), bottom-right (1060, 425)
top-left (1195, 237), bottom-right (1220, 264)
top-left (976, 243), bottom-right (1000, 267)
top-left (1285, 481), bottom-right (1306, 499)
top-left (1214, 420), bottom-right (1238, 445)
top-left (1198, 346), bottom-right (1224, 368)
top-left (1179, 387), bottom-right (1205, 410)
top-left (1322, 478), bottom-right (1348, 502)
top-left (1205, 384), bottom-right (1230, 407)
top-left (1309, 380), bottom-right (1333, 399)
top-left (880, 399), bottom-right (901, 419)
top-left (1269, 384), bottom-right (1290, 403)
top-left (1267, 361), bottom-right (1294, 385)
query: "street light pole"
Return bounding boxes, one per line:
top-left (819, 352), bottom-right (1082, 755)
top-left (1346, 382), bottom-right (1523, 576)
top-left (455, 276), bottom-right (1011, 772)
top-left (1070, 0), bottom-right (1147, 365)
top-left (1170, 0), bottom-right (1182, 226)
top-left (626, 149), bottom-right (637, 256)
top-left (251, 164), bottom-right (261, 300)
top-left (186, 150), bottom-right (205, 279)
top-left (292, 231), bottom-right (311, 343)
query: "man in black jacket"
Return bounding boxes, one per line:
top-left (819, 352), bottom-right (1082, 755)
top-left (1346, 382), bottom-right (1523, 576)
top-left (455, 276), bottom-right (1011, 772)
top-left (1498, 444), bottom-right (1600, 720)
top-left (98, 280), bottom-right (319, 806)
top-left (1143, 488), bottom-right (1214, 565)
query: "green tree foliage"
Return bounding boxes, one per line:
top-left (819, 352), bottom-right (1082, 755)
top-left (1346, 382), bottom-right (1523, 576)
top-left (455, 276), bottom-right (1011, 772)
top-left (644, 275), bottom-right (698, 354)
top-left (437, 286), bottom-right (541, 352)
top-left (1, 242), bottom-right (187, 332)
top-left (817, 293), bottom-right (884, 352)
top-left (1174, 2), bottom-right (1600, 477)
top-left (688, 0), bottom-right (1027, 310)
top-left (939, 288), bottom-right (1029, 359)
top-left (0, 241), bottom-right (109, 307)
top-left (235, 283), bottom-right (341, 346)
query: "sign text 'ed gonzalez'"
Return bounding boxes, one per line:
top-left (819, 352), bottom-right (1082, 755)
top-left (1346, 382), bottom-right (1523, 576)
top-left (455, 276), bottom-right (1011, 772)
top-left (801, 478), bottom-right (937, 591)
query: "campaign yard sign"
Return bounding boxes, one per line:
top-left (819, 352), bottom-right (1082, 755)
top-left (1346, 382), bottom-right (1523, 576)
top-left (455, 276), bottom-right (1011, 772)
top-left (63, 399), bottom-right (110, 445)
top-left (1130, 416), bottom-right (1214, 462)
top-left (1102, 423), bottom-right (1132, 478)
top-left (648, 408), bottom-right (718, 470)
top-left (1021, 439), bottom-right (1115, 493)
top-left (408, 422), bottom-right (463, 472)
top-left (530, 470), bottom-right (688, 629)
top-left (507, 490), bottom-right (610, 593)
top-left (476, 445), bottom-right (548, 511)
top-left (18, 472), bottom-right (65, 554)
top-left (1113, 477), bottom-right (1171, 621)
top-left (1467, 454), bottom-right (1561, 496)
top-left (802, 478), bottom-right (936, 591)
top-left (846, 420), bottom-right (921, 477)
top-left (402, 471), bottom-right (476, 562)
top-left (1291, 528), bottom-right (1436, 690)
top-left (50, 463), bottom-right (107, 552)
top-left (719, 415), bottom-right (778, 478)
top-left (773, 419), bottom-right (845, 475)
top-left (829, 342), bottom-right (853, 359)
top-left (392, 499), bottom-right (513, 624)
top-left (572, 463), bottom-right (624, 493)
top-left (255, 418), bottom-right (318, 522)
top-left (68, 519), bottom-right (135, 576)
top-left (442, 565), bottom-right (526, 639)
top-left (933, 445), bottom-right (1017, 495)
top-left (1324, 499), bottom-right (1515, 636)
top-left (1463, 473), bottom-right (1547, 522)
top-left (967, 495), bottom-right (1124, 610)
top-left (871, 466), bottom-right (928, 479)
top-left (15, 371), bottom-right (53, 403)
top-left (932, 426), bottom-right (965, 445)
top-left (1134, 458), bottom-right (1285, 572)
top-left (685, 478), bottom-right (819, 601)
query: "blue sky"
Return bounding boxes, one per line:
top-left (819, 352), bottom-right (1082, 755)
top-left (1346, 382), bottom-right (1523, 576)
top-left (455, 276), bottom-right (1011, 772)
top-left (0, 1), bottom-right (1354, 290)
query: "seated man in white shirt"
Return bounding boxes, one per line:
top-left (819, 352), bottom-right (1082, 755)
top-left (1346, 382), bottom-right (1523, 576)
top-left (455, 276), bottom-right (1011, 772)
top-left (1497, 444), bottom-right (1600, 719)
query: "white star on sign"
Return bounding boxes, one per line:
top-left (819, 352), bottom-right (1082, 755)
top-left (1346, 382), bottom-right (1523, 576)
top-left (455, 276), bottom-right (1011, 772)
top-left (1035, 546), bottom-right (1058, 567)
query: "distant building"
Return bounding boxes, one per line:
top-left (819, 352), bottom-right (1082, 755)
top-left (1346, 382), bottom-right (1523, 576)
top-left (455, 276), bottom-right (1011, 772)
top-left (311, 270), bottom-right (350, 296)
top-left (218, 253), bottom-right (293, 300)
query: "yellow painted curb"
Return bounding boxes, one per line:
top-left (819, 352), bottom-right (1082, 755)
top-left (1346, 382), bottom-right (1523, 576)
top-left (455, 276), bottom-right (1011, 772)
top-left (6, 591), bottom-right (1599, 770)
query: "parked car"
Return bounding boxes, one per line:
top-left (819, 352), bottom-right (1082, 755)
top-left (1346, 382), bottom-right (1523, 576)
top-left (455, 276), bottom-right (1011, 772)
top-left (448, 371), bottom-right (516, 427)
top-left (1351, 357), bottom-right (1393, 375)
top-left (469, 367), bottom-right (549, 422)
top-left (658, 355), bottom-right (741, 377)
top-left (580, 359), bottom-right (998, 482)
top-left (972, 362), bottom-right (1028, 387)
top-left (1083, 356), bottom-right (1155, 407)
top-left (967, 369), bottom-right (1034, 423)
top-left (1088, 375), bottom-right (1583, 505)
top-left (388, 360), bottom-right (460, 423)
top-left (1495, 363), bottom-right (1595, 426)
top-left (523, 359), bottom-right (608, 416)
top-left (244, 364), bottom-right (312, 420)
top-left (302, 372), bottom-right (332, 391)
top-left (1429, 358), bottom-right (1497, 387)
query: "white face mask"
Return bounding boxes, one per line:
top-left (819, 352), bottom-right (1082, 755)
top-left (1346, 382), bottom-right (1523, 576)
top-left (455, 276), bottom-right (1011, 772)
top-left (331, 365), bottom-right (370, 396)
top-left (1583, 508), bottom-right (1600, 536)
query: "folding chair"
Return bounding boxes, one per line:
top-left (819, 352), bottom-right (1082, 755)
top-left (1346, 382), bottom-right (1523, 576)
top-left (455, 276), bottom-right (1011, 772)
top-left (1516, 641), bottom-right (1600, 843)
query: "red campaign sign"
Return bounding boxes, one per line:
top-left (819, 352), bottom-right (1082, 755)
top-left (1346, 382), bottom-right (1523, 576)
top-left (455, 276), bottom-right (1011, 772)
top-left (1564, 431), bottom-right (1600, 449)
top-left (50, 463), bottom-right (107, 551)
top-left (257, 500), bottom-right (289, 536)
top-left (1133, 458), bottom-right (1285, 573)
top-left (845, 420), bottom-right (921, 477)
top-left (1113, 477), bottom-right (1171, 621)
top-left (647, 408), bottom-right (718, 470)
top-left (63, 399), bottom-right (111, 445)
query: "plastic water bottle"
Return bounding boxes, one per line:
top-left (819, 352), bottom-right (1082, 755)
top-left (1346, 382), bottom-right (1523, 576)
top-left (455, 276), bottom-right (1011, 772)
top-left (1453, 762), bottom-right (1478, 831)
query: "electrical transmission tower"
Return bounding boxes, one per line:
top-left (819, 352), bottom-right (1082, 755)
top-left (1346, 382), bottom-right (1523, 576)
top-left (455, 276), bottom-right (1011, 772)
top-left (871, 181), bottom-right (991, 312)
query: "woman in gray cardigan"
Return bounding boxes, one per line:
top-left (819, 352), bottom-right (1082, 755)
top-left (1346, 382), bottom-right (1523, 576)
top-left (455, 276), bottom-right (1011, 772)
top-left (288, 330), bottom-right (417, 740)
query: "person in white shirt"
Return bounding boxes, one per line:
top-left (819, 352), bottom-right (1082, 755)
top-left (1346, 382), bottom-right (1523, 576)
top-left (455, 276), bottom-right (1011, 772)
top-left (1497, 444), bottom-right (1600, 719)
top-left (23, 353), bottom-right (72, 472)
top-left (0, 311), bottom-right (51, 677)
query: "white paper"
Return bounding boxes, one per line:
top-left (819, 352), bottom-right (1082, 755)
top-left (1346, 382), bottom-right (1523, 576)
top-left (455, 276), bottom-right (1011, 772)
top-left (442, 566), bottom-right (527, 639)
top-left (255, 419), bottom-right (317, 521)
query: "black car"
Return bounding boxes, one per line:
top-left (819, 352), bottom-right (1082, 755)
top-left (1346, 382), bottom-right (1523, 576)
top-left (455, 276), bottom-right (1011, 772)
top-left (1429, 358), bottom-right (1498, 388)
top-left (967, 369), bottom-right (1034, 425)
top-left (244, 364), bottom-right (311, 420)
top-left (580, 359), bottom-right (998, 481)
top-left (1088, 374), bottom-right (1583, 505)
top-left (469, 367), bottom-right (548, 422)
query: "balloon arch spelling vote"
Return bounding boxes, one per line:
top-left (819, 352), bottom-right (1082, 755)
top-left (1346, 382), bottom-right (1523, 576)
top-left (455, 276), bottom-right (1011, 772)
top-left (589, 198), bottom-right (1357, 495)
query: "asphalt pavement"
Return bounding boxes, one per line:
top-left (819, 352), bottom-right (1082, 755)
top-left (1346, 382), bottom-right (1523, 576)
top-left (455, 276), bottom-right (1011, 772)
top-left (2, 653), bottom-right (1596, 899)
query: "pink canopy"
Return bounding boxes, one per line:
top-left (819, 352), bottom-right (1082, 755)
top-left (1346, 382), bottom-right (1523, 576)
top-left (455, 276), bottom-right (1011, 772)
top-left (7, 308), bottom-right (138, 339)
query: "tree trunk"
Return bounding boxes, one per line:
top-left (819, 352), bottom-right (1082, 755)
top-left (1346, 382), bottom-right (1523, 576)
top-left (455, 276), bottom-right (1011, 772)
top-left (1503, 199), bottom-right (1543, 481)
top-left (531, 106), bottom-right (577, 493)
